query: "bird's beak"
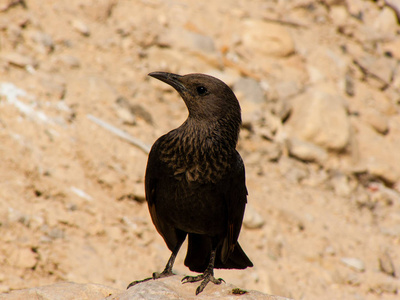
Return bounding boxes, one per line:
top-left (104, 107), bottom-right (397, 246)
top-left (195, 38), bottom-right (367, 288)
top-left (148, 72), bottom-right (186, 93)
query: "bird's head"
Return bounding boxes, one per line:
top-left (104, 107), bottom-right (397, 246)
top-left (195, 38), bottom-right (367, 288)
top-left (149, 72), bottom-right (241, 126)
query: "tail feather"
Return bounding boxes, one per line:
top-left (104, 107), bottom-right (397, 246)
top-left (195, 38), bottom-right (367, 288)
top-left (184, 234), bottom-right (252, 273)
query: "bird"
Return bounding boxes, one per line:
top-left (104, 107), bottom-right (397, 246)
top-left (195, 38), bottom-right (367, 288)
top-left (127, 72), bottom-right (253, 295)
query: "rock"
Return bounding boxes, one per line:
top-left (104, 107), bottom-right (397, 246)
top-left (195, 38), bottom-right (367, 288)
top-left (0, 282), bottom-right (120, 300)
top-left (158, 28), bottom-right (216, 54)
top-left (279, 157), bottom-right (309, 184)
top-left (373, 6), bottom-right (399, 34)
top-left (329, 5), bottom-right (348, 26)
top-left (233, 77), bottom-right (265, 104)
top-left (354, 55), bottom-right (396, 89)
top-left (71, 19), bottom-right (91, 37)
top-left (378, 250), bottom-right (396, 277)
top-left (81, 0), bottom-right (116, 22)
top-left (383, 39), bottom-right (400, 60)
top-left (285, 88), bottom-right (351, 151)
top-left (361, 108), bottom-right (389, 135)
top-left (7, 248), bottom-right (38, 269)
top-left (0, 279), bottom-right (291, 300)
top-left (306, 47), bottom-right (348, 83)
top-left (329, 172), bottom-right (354, 197)
top-left (367, 161), bottom-right (400, 186)
top-left (243, 204), bottom-right (265, 229)
top-left (55, 55), bottom-right (81, 69)
top-left (364, 273), bottom-right (399, 295)
top-left (286, 137), bottom-right (328, 165)
top-left (241, 20), bottom-right (295, 57)
top-left (369, 182), bottom-right (400, 206)
top-left (109, 276), bottom-right (291, 300)
top-left (27, 30), bottom-right (54, 54)
top-left (1, 52), bottom-right (37, 68)
top-left (340, 257), bottom-right (365, 272)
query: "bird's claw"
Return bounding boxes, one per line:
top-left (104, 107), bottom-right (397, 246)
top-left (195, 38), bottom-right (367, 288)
top-left (181, 273), bottom-right (225, 295)
top-left (127, 277), bottom-right (152, 289)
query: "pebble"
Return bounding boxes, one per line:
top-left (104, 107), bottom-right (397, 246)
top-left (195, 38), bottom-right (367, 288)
top-left (55, 55), bottom-right (81, 69)
top-left (241, 19), bottom-right (295, 57)
top-left (362, 108), bottom-right (389, 135)
top-left (1, 52), bottom-right (37, 68)
top-left (233, 77), bottom-right (265, 104)
top-left (367, 161), bottom-right (400, 186)
top-left (378, 250), bottom-right (396, 277)
top-left (329, 172), bottom-right (354, 197)
top-left (286, 137), bottom-right (328, 165)
top-left (71, 19), bottom-right (91, 37)
top-left (7, 248), bottom-right (38, 269)
top-left (373, 6), bottom-right (399, 34)
top-left (243, 204), bottom-right (265, 229)
top-left (382, 39), bottom-right (400, 60)
top-left (340, 257), bottom-right (366, 272)
top-left (355, 55), bottom-right (395, 89)
top-left (28, 30), bottom-right (54, 54)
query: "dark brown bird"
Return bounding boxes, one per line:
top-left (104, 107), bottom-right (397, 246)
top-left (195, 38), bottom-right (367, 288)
top-left (127, 72), bottom-right (252, 295)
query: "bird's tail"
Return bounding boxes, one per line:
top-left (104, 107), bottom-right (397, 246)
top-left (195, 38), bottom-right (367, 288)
top-left (215, 241), bottom-right (253, 269)
top-left (184, 234), bottom-right (253, 273)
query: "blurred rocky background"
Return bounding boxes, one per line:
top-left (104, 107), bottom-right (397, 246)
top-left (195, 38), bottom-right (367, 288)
top-left (0, 0), bottom-right (400, 299)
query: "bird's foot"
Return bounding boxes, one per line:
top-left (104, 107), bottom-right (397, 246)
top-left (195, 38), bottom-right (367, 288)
top-left (126, 277), bottom-right (152, 289)
top-left (152, 269), bottom-right (175, 280)
top-left (181, 273), bottom-right (225, 295)
top-left (127, 270), bottom-right (175, 289)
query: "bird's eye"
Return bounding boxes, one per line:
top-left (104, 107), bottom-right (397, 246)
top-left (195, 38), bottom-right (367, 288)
top-left (196, 86), bottom-right (207, 95)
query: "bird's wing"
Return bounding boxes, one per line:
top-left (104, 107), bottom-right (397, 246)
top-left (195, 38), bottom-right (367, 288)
top-left (221, 150), bottom-right (248, 263)
top-left (145, 138), bottom-right (181, 251)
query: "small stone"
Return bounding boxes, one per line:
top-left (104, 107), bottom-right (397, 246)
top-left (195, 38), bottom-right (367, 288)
top-left (279, 157), bottom-right (309, 184)
top-left (243, 205), bottom-right (265, 229)
top-left (1, 52), bottom-right (37, 68)
top-left (233, 77), bottom-right (265, 104)
top-left (367, 161), bottom-right (400, 186)
top-left (71, 19), bottom-right (90, 37)
top-left (0, 285), bottom-right (10, 293)
top-left (7, 248), bottom-right (38, 269)
top-left (383, 39), bottom-right (400, 60)
top-left (285, 87), bottom-right (351, 151)
top-left (28, 30), bottom-right (54, 54)
top-left (329, 172), bottom-right (354, 197)
top-left (341, 257), bottom-right (365, 272)
top-left (373, 6), bottom-right (399, 34)
top-left (355, 55), bottom-right (395, 89)
top-left (286, 137), bottom-right (328, 165)
top-left (56, 55), bottom-right (81, 69)
top-left (329, 5), bottom-right (348, 25)
top-left (365, 273), bottom-right (399, 295)
top-left (242, 20), bottom-right (295, 57)
top-left (114, 99), bottom-right (136, 125)
top-left (362, 108), bottom-right (389, 135)
top-left (379, 250), bottom-right (396, 277)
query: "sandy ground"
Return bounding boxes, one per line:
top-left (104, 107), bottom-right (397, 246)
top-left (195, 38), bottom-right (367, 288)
top-left (1, 0), bottom-right (400, 299)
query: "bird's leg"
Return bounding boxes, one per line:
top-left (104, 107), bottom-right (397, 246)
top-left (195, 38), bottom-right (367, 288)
top-left (181, 248), bottom-right (225, 295)
top-left (127, 236), bottom-right (185, 289)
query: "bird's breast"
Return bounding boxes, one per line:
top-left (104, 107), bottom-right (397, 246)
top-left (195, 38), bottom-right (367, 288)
top-left (159, 134), bottom-right (233, 184)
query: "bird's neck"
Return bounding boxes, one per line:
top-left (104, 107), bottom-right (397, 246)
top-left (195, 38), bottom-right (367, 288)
top-left (178, 117), bottom-right (239, 151)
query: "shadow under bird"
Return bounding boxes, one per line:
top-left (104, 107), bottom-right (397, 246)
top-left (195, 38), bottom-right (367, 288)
top-left (127, 72), bottom-right (253, 295)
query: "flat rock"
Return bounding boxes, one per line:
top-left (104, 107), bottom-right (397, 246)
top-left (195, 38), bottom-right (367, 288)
top-left (286, 137), bottom-right (328, 165)
top-left (0, 282), bottom-right (120, 300)
top-left (110, 276), bottom-right (291, 300)
top-left (285, 88), bottom-right (351, 151)
top-left (1, 52), bottom-right (37, 68)
top-left (241, 20), bottom-right (295, 57)
top-left (340, 257), bottom-right (366, 272)
top-left (0, 278), bottom-right (291, 300)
